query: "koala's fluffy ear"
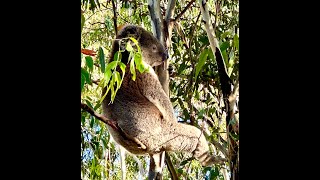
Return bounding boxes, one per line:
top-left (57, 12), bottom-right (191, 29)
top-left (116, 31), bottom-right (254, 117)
top-left (117, 25), bottom-right (141, 51)
top-left (118, 25), bottom-right (142, 41)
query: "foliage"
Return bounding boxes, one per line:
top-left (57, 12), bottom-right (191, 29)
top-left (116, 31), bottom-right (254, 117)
top-left (81, 0), bottom-right (239, 179)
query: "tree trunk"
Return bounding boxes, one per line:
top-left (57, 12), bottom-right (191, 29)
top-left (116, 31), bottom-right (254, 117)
top-left (198, 0), bottom-right (239, 179)
top-left (148, 0), bottom-right (177, 179)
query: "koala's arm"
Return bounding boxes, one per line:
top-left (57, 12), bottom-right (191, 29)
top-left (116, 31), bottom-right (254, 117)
top-left (137, 67), bottom-right (176, 122)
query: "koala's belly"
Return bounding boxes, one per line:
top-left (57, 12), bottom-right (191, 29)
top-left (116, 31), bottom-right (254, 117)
top-left (104, 100), bottom-right (168, 154)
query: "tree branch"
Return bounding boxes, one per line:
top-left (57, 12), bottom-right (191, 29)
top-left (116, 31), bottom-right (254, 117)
top-left (198, 0), bottom-right (238, 179)
top-left (165, 152), bottom-right (179, 180)
top-left (111, 0), bottom-right (118, 35)
top-left (174, 0), bottom-right (196, 22)
top-left (80, 102), bottom-right (146, 149)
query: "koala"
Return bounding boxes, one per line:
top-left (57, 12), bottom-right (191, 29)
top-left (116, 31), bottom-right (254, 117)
top-left (102, 25), bottom-right (224, 167)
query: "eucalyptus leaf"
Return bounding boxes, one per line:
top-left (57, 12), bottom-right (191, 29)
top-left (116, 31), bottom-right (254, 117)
top-left (99, 47), bottom-right (105, 73)
top-left (81, 14), bottom-right (85, 33)
top-left (129, 37), bottom-right (141, 52)
top-left (115, 71), bottom-right (121, 88)
top-left (106, 61), bottom-right (118, 72)
top-left (126, 42), bottom-right (133, 52)
top-left (195, 49), bottom-right (208, 80)
top-left (130, 58), bottom-right (136, 81)
top-left (81, 73), bottom-right (85, 92)
top-left (81, 68), bottom-right (91, 84)
top-left (234, 34), bottom-right (239, 50)
top-left (85, 56), bottom-right (94, 72)
top-left (119, 62), bottom-right (126, 76)
top-left (220, 41), bottom-right (229, 52)
top-left (113, 51), bottom-right (122, 62)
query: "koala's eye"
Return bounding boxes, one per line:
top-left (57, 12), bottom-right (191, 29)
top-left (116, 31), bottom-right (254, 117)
top-left (152, 45), bottom-right (157, 52)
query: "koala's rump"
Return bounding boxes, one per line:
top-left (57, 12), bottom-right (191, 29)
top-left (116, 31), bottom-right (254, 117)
top-left (104, 95), bottom-right (166, 154)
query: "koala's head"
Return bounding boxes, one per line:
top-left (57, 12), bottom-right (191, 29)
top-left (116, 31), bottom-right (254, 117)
top-left (116, 25), bottom-right (168, 67)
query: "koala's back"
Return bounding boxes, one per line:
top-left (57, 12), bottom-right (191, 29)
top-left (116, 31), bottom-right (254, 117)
top-left (102, 66), bottom-right (168, 154)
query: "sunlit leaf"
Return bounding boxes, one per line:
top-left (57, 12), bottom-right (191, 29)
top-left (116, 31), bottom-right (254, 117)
top-left (104, 69), bottom-right (112, 86)
top-left (234, 34), bottom-right (239, 50)
top-left (113, 51), bottom-right (122, 62)
top-left (126, 42), bottom-right (133, 52)
top-left (115, 71), bottom-right (121, 88)
top-left (119, 62), bottom-right (126, 76)
top-left (129, 37), bottom-right (141, 52)
top-left (81, 14), bottom-right (85, 33)
top-left (110, 76), bottom-right (116, 102)
top-left (134, 53), bottom-right (146, 73)
top-left (130, 57), bottom-right (136, 81)
top-left (106, 61), bottom-right (118, 71)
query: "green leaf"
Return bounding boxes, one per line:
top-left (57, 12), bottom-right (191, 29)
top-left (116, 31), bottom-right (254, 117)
top-left (81, 14), bottom-right (85, 33)
top-left (100, 86), bottom-right (110, 104)
top-left (220, 41), bottom-right (229, 52)
top-left (90, 116), bottom-right (95, 128)
top-left (81, 73), bottom-right (85, 92)
top-left (115, 71), bottom-right (121, 88)
top-left (101, 138), bottom-right (109, 149)
top-left (81, 115), bottom-right (85, 124)
top-left (180, 158), bottom-right (193, 166)
top-left (221, 30), bottom-right (232, 40)
top-left (234, 34), bottom-right (239, 50)
top-left (209, 166), bottom-right (219, 179)
top-left (222, 50), bottom-right (228, 66)
top-left (134, 52), bottom-right (142, 65)
top-left (129, 37), bottom-right (141, 52)
top-left (93, 102), bottom-right (101, 110)
top-left (113, 51), bottom-right (122, 62)
top-left (134, 53), bottom-right (145, 73)
top-left (85, 100), bottom-right (93, 109)
top-left (130, 58), bottom-right (136, 81)
top-left (110, 76), bottom-right (116, 102)
top-left (207, 48), bottom-right (215, 61)
top-left (199, 35), bottom-right (209, 45)
top-left (98, 47), bottom-right (105, 73)
top-left (195, 49), bottom-right (208, 80)
top-left (106, 61), bottom-right (118, 71)
top-left (126, 42), bottom-right (133, 52)
top-left (177, 62), bottom-right (187, 75)
top-left (119, 62), bottom-right (126, 75)
top-left (104, 69), bottom-right (112, 86)
top-left (198, 109), bottom-right (205, 119)
top-left (81, 67), bottom-right (91, 84)
top-left (230, 132), bottom-right (239, 141)
top-left (85, 56), bottom-right (94, 72)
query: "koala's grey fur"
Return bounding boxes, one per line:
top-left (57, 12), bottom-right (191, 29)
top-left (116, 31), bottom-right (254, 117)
top-left (102, 25), bottom-right (223, 166)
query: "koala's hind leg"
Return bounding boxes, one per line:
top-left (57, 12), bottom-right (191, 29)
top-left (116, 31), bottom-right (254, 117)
top-left (163, 123), bottom-right (225, 166)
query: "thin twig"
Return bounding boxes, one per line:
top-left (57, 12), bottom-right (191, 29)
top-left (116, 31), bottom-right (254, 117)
top-left (81, 102), bottom-right (117, 129)
top-left (111, 0), bottom-right (118, 35)
top-left (81, 102), bottom-right (147, 149)
top-left (165, 152), bottom-right (179, 180)
top-left (174, 0), bottom-right (196, 22)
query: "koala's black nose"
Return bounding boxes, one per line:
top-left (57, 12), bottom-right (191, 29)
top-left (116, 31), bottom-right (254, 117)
top-left (162, 51), bottom-right (169, 61)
